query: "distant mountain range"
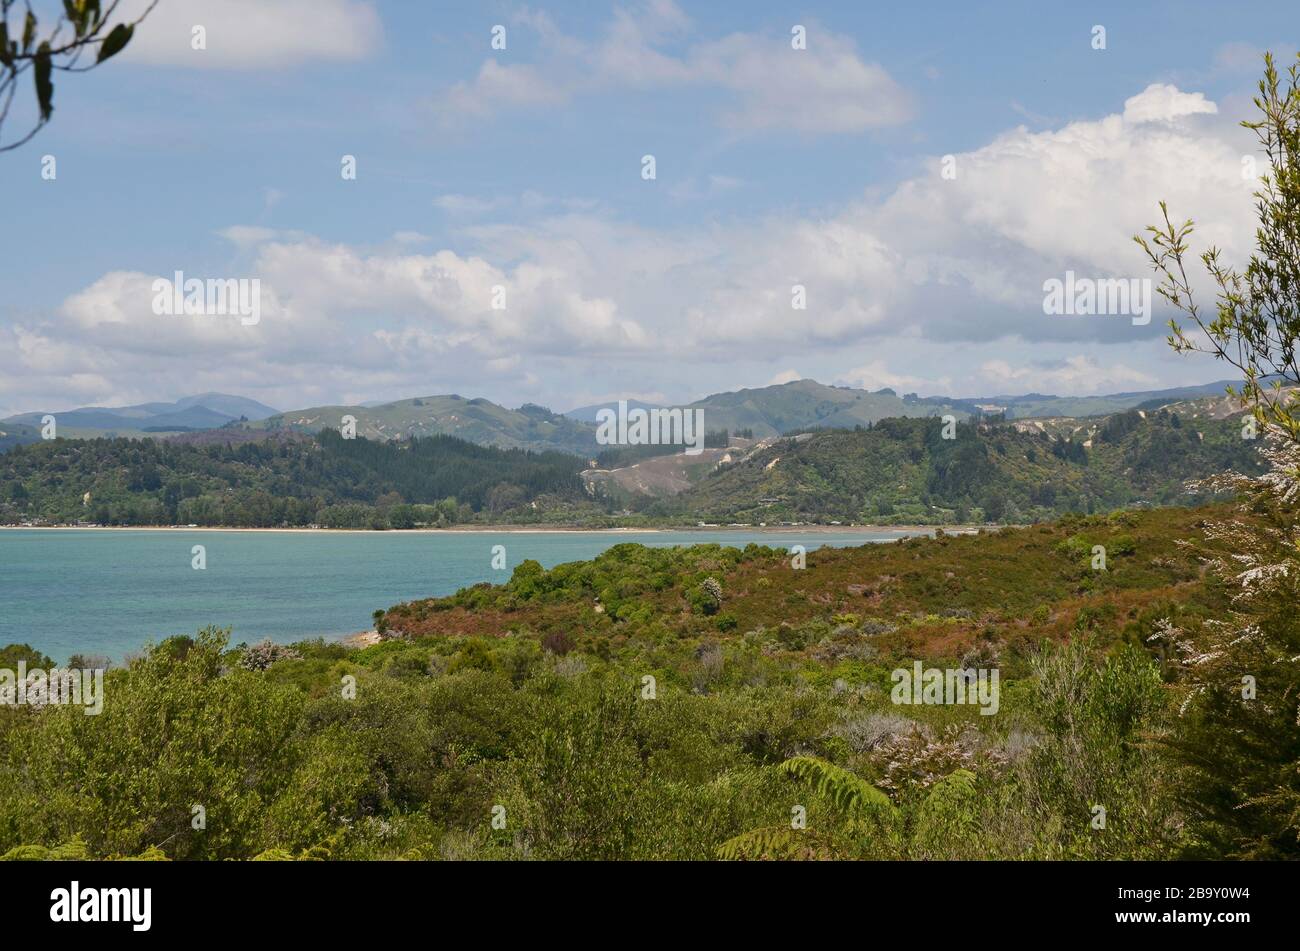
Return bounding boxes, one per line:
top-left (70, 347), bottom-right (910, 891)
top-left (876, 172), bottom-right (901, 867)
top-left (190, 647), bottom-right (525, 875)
top-left (563, 399), bottom-right (663, 424)
top-left (975, 380), bottom-right (1245, 420)
top-left (0, 378), bottom-right (1246, 456)
top-left (561, 378), bottom-right (1245, 437)
top-left (1, 393), bottom-right (279, 441)
top-left (237, 381), bottom-right (1005, 454)
top-left (563, 384), bottom-right (963, 436)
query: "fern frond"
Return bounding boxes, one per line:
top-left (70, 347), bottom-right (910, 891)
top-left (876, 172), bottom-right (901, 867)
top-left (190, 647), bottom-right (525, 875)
top-left (0, 844), bottom-right (50, 861)
top-left (47, 836), bottom-right (91, 860)
top-left (779, 756), bottom-right (899, 819)
top-left (716, 825), bottom-right (833, 860)
top-left (250, 848), bottom-right (296, 861)
top-left (120, 846), bottom-right (170, 861)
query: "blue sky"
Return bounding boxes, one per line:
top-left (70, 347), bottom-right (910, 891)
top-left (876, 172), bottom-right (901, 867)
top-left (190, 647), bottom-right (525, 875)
top-left (1, 0), bottom-right (1296, 416)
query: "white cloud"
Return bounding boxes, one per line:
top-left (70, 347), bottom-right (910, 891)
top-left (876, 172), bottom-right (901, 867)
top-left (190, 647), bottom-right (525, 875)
top-left (437, 2), bottom-right (910, 134)
top-left (865, 82), bottom-right (1252, 343)
top-left (22, 233), bottom-right (647, 384)
top-left (1122, 83), bottom-right (1218, 123)
top-left (443, 61), bottom-right (570, 116)
top-left (685, 217), bottom-right (901, 351)
top-left (768, 370), bottom-right (803, 385)
top-left (689, 31), bottom-right (911, 133)
top-left (978, 356), bottom-right (1154, 394)
top-left (120, 0), bottom-right (382, 69)
top-left (838, 361), bottom-right (950, 394)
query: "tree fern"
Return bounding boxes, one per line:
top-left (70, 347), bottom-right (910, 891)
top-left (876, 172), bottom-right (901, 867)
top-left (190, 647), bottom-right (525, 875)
top-left (779, 756), bottom-right (898, 819)
top-left (0, 839), bottom-right (169, 861)
top-left (46, 836), bottom-right (91, 860)
top-left (0, 844), bottom-right (50, 861)
top-left (717, 825), bottom-right (834, 860)
top-left (720, 758), bottom-right (984, 860)
top-left (251, 848), bottom-right (296, 861)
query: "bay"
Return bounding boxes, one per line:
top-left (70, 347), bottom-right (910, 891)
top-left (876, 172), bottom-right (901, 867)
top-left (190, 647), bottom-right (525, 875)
top-left (0, 527), bottom-right (929, 662)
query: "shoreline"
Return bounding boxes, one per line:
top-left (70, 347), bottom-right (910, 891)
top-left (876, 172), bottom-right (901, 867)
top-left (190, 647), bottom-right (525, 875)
top-left (0, 523), bottom-right (985, 535)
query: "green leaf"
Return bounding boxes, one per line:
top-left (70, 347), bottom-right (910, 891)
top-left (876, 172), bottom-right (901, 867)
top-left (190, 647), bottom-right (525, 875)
top-left (34, 43), bottom-right (53, 121)
top-left (0, 23), bottom-right (11, 67)
top-left (717, 825), bottom-right (820, 860)
top-left (22, 10), bottom-right (36, 52)
top-left (96, 22), bottom-right (132, 63)
top-left (83, 1), bottom-right (102, 34)
top-left (780, 756), bottom-right (898, 818)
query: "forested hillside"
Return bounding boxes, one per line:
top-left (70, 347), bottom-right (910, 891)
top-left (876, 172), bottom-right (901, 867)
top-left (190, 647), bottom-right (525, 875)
top-left (0, 423), bottom-right (39, 453)
top-left (0, 407), bottom-right (1263, 528)
top-left (0, 430), bottom-right (588, 528)
top-left (656, 409), bottom-right (1260, 524)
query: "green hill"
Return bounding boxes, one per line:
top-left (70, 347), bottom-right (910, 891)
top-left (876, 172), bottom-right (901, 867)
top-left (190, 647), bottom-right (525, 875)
top-left (0, 430), bottom-right (589, 528)
top-left (247, 395), bottom-right (600, 456)
top-left (0, 422), bottom-right (40, 453)
top-left (961, 380), bottom-right (1241, 419)
top-left (637, 378), bottom-right (1247, 437)
top-left (684, 379), bottom-right (970, 437)
top-left (650, 408), bottom-right (1261, 524)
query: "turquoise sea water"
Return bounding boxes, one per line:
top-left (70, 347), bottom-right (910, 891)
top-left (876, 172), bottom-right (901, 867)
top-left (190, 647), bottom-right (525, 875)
top-left (0, 528), bottom-right (927, 661)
